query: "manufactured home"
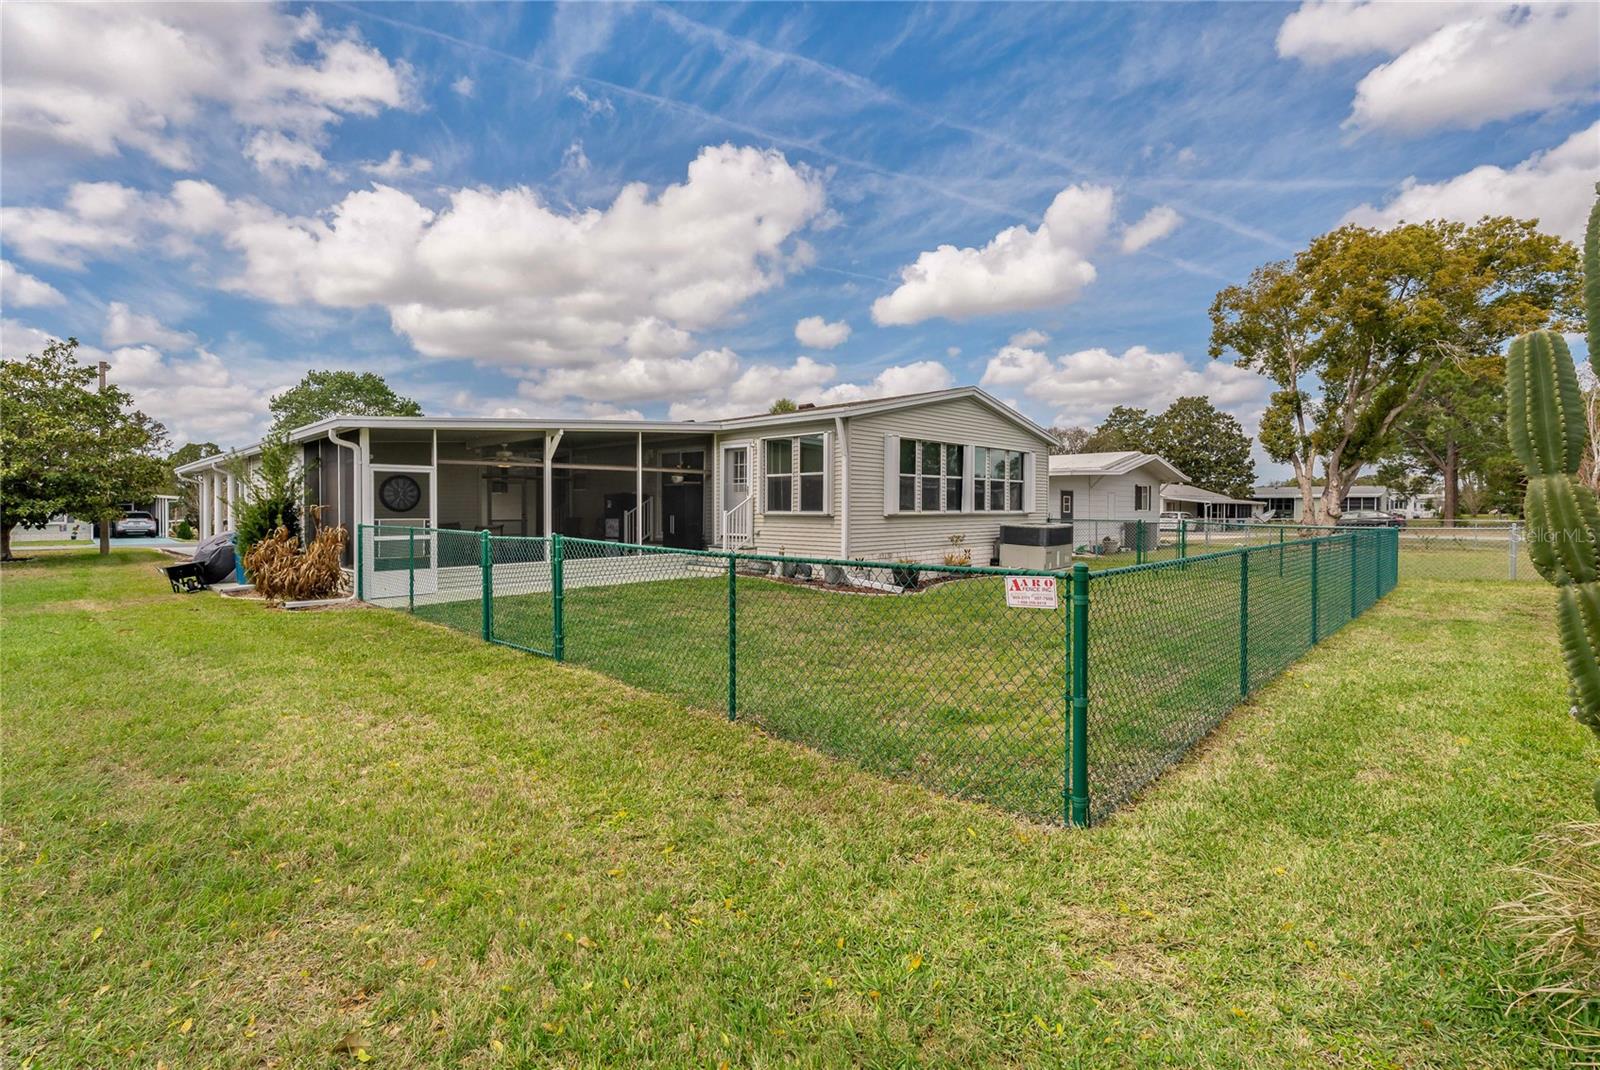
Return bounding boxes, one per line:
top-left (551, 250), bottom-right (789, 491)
top-left (1047, 451), bottom-right (1186, 522)
top-left (176, 387), bottom-right (1056, 574)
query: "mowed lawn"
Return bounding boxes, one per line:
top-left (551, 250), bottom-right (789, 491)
top-left (3, 551), bottom-right (1593, 1068)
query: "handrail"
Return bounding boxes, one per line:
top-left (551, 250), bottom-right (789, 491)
top-left (722, 492), bottom-right (754, 549)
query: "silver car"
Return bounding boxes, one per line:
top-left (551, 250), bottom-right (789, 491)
top-left (112, 511), bottom-right (159, 537)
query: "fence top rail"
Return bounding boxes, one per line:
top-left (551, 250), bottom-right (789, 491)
top-left (360, 524), bottom-right (550, 543)
top-left (1088, 527), bottom-right (1383, 580)
top-left (558, 535), bottom-right (1071, 580)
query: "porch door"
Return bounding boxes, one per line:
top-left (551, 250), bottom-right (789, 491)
top-left (368, 467), bottom-right (437, 599)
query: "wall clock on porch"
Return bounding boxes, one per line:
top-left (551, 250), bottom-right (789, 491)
top-left (379, 474), bottom-right (422, 513)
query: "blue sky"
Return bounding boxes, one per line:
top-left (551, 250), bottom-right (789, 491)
top-left (2, 2), bottom-right (1596, 474)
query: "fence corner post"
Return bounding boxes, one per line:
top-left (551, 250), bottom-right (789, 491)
top-left (1067, 562), bottom-right (1091, 828)
top-left (480, 528), bottom-right (492, 643)
top-left (1239, 548), bottom-right (1250, 698)
top-left (551, 532), bottom-right (565, 662)
top-left (727, 553), bottom-right (738, 721)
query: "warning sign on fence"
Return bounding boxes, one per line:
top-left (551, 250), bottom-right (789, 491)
top-left (1004, 575), bottom-right (1058, 609)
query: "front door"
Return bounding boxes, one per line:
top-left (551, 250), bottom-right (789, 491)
top-left (722, 444), bottom-right (751, 515)
top-left (1059, 490), bottom-right (1074, 519)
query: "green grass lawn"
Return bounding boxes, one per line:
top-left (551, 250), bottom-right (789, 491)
top-left (3, 550), bottom-right (1593, 1068)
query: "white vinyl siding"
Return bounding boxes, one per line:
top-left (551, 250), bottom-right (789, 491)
top-left (848, 396), bottom-right (1050, 564)
top-left (1048, 467), bottom-right (1164, 520)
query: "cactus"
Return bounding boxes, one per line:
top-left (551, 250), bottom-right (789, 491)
top-left (1509, 183), bottom-right (1600, 808)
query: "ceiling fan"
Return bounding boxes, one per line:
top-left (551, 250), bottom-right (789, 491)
top-left (477, 443), bottom-right (542, 471)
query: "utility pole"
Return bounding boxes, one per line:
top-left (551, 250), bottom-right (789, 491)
top-left (97, 361), bottom-right (112, 555)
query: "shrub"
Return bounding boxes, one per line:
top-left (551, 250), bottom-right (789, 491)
top-left (230, 432), bottom-right (302, 556)
top-left (243, 524), bottom-right (348, 602)
top-left (173, 519), bottom-right (194, 541)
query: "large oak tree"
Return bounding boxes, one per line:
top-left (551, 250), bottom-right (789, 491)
top-left (1210, 217), bottom-right (1581, 522)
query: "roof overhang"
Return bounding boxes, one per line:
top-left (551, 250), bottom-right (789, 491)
top-left (175, 386), bottom-right (1059, 475)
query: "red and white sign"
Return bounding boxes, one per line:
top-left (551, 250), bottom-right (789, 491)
top-left (1005, 575), bottom-right (1058, 609)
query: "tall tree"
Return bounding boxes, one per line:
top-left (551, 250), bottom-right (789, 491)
top-left (1210, 217), bottom-right (1581, 522)
top-left (768, 397), bottom-right (798, 414)
top-left (1148, 395), bottom-right (1256, 498)
top-left (1048, 425), bottom-right (1092, 454)
top-left (1384, 355), bottom-right (1512, 520)
top-left (268, 370), bottom-right (422, 433)
top-left (0, 338), bottom-right (169, 559)
top-left (1081, 406), bottom-right (1154, 453)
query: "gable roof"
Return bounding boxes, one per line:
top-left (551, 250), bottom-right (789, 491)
top-left (1048, 451), bottom-right (1187, 483)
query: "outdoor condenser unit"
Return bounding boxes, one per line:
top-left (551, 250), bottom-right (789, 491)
top-left (997, 523), bottom-right (1074, 571)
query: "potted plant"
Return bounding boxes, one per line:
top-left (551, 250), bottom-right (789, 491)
top-left (891, 557), bottom-right (921, 590)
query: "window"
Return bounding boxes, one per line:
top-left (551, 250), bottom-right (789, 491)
top-left (765, 434), bottom-right (827, 513)
top-left (765, 439), bottom-right (792, 512)
top-left (974, 447), bottom-right (1025, 511)
top-left (1135, 484), bottom-right (1151, 511)
top-left (897, 439), bottom-right (963, 512)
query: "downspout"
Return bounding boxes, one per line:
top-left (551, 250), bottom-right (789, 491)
top-left (835, 415), bottom-right (849, 558)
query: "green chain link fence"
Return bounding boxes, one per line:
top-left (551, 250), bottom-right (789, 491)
top-left (357, 524), bottom-right (1399, 826)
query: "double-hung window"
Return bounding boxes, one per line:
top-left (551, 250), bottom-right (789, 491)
top-left (974, 447), bottom-right (1025, 511)
top-left (765, 434), bottom-right (827, 513)
top-left (1135, 484), bottom-right (1152, 511)
top-left (897, 439), bottom-right (963, 512)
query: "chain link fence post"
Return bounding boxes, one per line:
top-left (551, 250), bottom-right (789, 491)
top-left (408, 526), bottom-right (415, 613)
top-left (1068, 562), bottom-right (1091, 828)
top-left (550, 533), bottom-right (565, 662)
top-left (356, 523), bottom-right (365, 602)
top-left (1348, 531), bottom-right (1358, 621)
top-left (1278, 524), bottom-right (1285, 577)
top-left (1239, 548), bottom-right (1250, 697)
top-left (1509, 522), bottom-right (1519, 580)
top-left (479, 529), bottom-right (492, 642)
top-left (1310, 538), bottom-right (1320, 645)
top-left (727, 552), bottom-right (738, 721)
top-left (1178, 518), bottom-right (1187, 565)
top-left (1136, 519), bottom-right (1145, 565)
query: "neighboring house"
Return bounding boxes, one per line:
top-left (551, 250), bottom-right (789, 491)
top-left (1252, 484), bottom-right (1393, 516)
top-left (175, 387), bottom-right (1056, 570)
top-left (1047, 451), bottom-right (1186, 522)
top-left (1160, 484), bottom-right (1263, 521)
top-left (15, 495), bottom-right (183, 542)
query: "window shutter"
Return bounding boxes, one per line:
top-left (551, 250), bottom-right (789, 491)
top-left (1023, 451), bottom-right (1037, 513)
top-left (963, 445), bottom-right (975, 513)
top-left (883, 435), bottom-right (900, 515)
top-left (823, 431), bottom-right (834, 515)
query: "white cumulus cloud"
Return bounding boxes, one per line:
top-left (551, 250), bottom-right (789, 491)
top-left (871, 185), bottom-right (1116, 326)
top-left (980, 340), bottom-right (1273, 428)
top-left (1277, 1), bottom-right (1600, 135)
top-left (0, 261), bottom-right (65, 307)
top-left (1343, 121), bottom-right (1600, 242)
top-left (1119, 205), bottom-right (1182, 253)
top-left (1, 4), bottom-right (412, 172)
top-left (794, 315), bottom-right (851, 349)
top-left (103, 302), bottom-right (196, 350)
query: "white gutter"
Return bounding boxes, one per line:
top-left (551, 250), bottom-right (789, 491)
top-left (834, 415), bottom-right (849, 558)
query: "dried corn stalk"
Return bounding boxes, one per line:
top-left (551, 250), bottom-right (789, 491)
top-left (243, 523), bottom-right (348, 602)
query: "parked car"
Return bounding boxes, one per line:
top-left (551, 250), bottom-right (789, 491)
top-left (1158, 511), bottom-right (1187, 532)
top-left (1336, 509), bottom-right (1403, 528)
top-left (112, 511), bottom-right (159, 537)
